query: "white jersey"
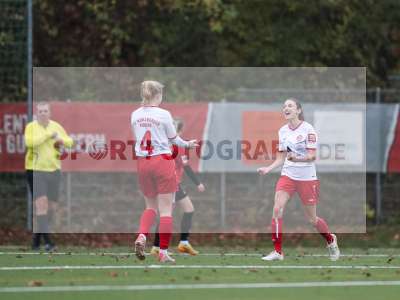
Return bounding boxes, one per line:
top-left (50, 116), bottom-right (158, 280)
top-left (278, 121), bottom-right (318, 181)
top-left (130, 106), bottom-right (177, 157)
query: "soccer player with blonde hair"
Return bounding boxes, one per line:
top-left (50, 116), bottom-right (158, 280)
top-left (131, 80), bottom-right (198, 263)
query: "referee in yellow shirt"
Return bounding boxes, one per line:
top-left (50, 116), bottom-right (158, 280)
top-left (25, 102), bottom-right (73, 251)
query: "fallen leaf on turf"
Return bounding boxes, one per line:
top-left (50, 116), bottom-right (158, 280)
top-left (109, 271), bottom-right (118, 277)
top-left (28, 280), bottom-right (43, 287)
top-left (248, 269), bottom-right (258, 273)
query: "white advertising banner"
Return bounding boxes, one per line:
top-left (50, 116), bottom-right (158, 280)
top-left (314, 110), bottom-right (364, 166)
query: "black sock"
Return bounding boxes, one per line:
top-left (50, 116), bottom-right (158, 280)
top-left (32, 233), bottom-right (41, 248)
top-left (45, 209), bottom-right (54, 245)
top-left (180, 212), bottom-right (194, 241)
top-left (37, 215), bottom-right (51, 244)
top-left (42, 233), bottom-right (52, 245)
top-left (153, 220), bottom-right (160, 247)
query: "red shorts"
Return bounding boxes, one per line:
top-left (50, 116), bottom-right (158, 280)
top-left (137, 155), bottom-right (177, 198)
top-left (276, 175), bottom-right (320, 205)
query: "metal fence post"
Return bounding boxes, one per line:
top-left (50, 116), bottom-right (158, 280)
top-left (26, 0), bottom-right (33, 231)
top-left (375, 87), bottom-right (382, 225)
top-left (66, 173), bottom-right (72, 231)
top-left (219, 99), bottom-right (227, 231)
top-left (220, 172), bottom-right (226, 230)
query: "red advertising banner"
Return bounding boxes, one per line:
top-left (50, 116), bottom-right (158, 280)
top-left (0, 102), bottom-right (208, 172)
top-left (242, 111), bottom-right (285, 165)
top-left (387, 112), bottom-right (400, 172)
top-left (0, 104), bottom-right (27, 172)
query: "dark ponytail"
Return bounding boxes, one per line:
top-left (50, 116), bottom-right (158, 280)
top-left (174, 118), bottom-right (184, 132)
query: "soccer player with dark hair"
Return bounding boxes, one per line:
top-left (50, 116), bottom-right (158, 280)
top-left (258, 98), bottom-right (340, 261)
top-left (151, 119), bottom-right (205, 256)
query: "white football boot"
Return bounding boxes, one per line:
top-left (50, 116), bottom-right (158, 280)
top-left (327, 234), bottom-right (340, 261)
top-left (134, 233), bottom-right (146, 261)
top-left (158, 250), bottom-right (176, 263)
top-left (261, 250), bottom-right (284, 261)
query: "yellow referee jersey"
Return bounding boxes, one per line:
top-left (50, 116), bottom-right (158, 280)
top-left (24, 120), bottom-right (74, 171)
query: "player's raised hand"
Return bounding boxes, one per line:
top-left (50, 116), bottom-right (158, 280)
top-left (197, 183), bottom-right (205, 192)
top-left (187, 139), bottom-right (199, 148)
top-left (257, 167), bottom-right (271, 175)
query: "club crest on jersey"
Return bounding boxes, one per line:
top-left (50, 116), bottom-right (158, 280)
top-left (308, 133), bottom-right (316, 143)
top-left (296, 135), bottom-right (303, 142)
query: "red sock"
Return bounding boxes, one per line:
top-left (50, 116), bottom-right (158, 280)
top-left (271, 218), bottom-right (283, 254)
top-left (138, 209), bottom-right (157, 237)
top-left (315, 217), bottom-right (334, 244)
top-left (159, 216), bottom-right (173, 250)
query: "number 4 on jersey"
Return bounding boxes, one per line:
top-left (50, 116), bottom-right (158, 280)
top-left (140, 130), bottom-right (153, 155)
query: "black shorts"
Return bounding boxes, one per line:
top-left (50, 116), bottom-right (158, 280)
top-left (175, 184), bottom-right (187, 202)
top-left (26, 170), bottom-right (61, 202)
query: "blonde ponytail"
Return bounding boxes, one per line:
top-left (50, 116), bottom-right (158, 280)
top-left (140, 80), bottom-right (164, 104)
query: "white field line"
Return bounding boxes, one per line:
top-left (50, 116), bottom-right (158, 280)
top-left (1, 281), bottom-right (400, 293)
top-left (0, 252), bottom-right (399, 258)
top-left (1, 265), bottom-right (400, 271)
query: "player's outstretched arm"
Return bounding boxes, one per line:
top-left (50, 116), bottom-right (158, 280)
top-left (169, 136), bottom-right (198, 148)
top-left (165, 112), bottom-right (198, 148)
top-left (257, 151), bottom-right (286, 175)
top-left (183, 164), bottom-right (202, 187)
